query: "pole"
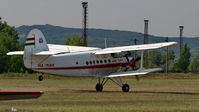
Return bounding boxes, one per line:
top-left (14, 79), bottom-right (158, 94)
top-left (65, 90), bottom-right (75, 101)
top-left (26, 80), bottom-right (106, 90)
top-left (179, 26), bottom-right (184, 54)
top-left (144, 20), bottom-right (149, 68)
top-left (134, 38), bottom-right (138, 58)
top-left (82, 2), bottom-right (88, 46)
top-left (165, 37), bottom-right (169, 73)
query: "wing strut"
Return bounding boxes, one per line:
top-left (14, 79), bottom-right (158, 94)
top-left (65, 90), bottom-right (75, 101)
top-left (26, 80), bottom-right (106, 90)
top-left (140, 50), bottom-right (144, 70)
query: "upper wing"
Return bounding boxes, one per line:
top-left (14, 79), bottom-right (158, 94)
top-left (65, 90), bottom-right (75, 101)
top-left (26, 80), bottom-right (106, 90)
top-left (32, 51), bottom-right (68, 55)
top-left (48, 44), bottom-right (100, 53)
top-left (7, 42), bottom-right (176, 56)
top-left (105, 68), bottom-right (162, 78)
top-left (94, 42), bottom-right (177, 55)
top-left (7, 44), bottom-right (101, 56)
top-left (33, 44), bottom-right (100, 55)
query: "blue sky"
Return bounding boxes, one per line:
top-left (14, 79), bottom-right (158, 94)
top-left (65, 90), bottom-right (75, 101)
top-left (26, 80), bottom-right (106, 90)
top-left (0, 0), bottom-right (198, 37)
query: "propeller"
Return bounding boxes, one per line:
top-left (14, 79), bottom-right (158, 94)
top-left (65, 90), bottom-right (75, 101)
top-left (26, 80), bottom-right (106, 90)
top-left (129, 57), bottom-right (140, 69)
top-left (124, 55), bottom-right (141, 81)
top-left (125, 56), bottom-right (141, 70)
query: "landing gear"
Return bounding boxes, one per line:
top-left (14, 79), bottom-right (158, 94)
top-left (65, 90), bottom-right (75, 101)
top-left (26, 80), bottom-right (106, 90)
top-left (38, 75), bottom-right (44, 81)
top-left (95, 78), bottom-right (108, 92)
top-left (95, 77), bottom-right (131, 92)
top-left (122, 84), bottom-right (130, 92)
top-left (95, 83), bottom-right (103, 92)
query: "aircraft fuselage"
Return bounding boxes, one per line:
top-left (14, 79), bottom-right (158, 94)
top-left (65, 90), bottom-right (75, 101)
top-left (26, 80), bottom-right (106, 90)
top-left (30, 51), bottom-right (131, 77)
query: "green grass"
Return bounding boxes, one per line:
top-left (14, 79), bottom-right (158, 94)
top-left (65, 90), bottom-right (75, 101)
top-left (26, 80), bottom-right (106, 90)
top-left (0, 73), bottom-right (199, 112)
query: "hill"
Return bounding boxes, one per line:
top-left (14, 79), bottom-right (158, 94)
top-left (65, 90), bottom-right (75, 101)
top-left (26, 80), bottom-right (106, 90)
top-left (16, 24), bottom-right (199, 58)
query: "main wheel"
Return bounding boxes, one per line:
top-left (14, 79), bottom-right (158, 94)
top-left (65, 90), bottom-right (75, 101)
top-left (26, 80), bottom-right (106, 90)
top-left (122, 84), bottom-right (130, 92)
top-left (95, 83), bottom-right (103, 92)
top-left (38, 75), bottom-right (44, 81)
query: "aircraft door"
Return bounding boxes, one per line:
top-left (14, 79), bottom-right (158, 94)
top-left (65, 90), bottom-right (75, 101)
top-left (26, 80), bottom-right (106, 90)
top-left (74, 55), bottom-right (85, 76)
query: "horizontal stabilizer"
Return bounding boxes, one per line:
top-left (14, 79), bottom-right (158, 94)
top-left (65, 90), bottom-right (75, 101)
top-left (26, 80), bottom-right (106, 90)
top-left (7, 51), bottom-right (24, 55)
top-left (106, 68), bottom-right (162, 78)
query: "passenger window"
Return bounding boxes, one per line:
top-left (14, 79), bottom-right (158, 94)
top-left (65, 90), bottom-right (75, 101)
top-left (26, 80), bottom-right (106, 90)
top-left (104, 60), bottom-right (107, 63)
top-left (93, 60), bottom-right (95, 64)
top-left (108, 59), bottom-right (111, 63)
top-left (86, 61), bottom-right (89, 65)
top-left (89, 61), bottom-right (92, 64)
top-left (76, 62), bottom-right (78, 64)
top-left (100, 60), bottom-right (103, 64)
top-left (96, 60), bottom-right (99, 64)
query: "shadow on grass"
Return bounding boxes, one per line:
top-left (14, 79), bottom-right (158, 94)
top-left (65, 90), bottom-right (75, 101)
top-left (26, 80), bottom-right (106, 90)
top-left (70, 89), bottom-right (199, 95)
top-left (134, 91), bottom-right (199, 95)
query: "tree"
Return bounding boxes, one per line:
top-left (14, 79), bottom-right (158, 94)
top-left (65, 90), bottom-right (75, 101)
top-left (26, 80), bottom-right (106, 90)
top-left (0, 20), bottom-right (26, 73)
top-left (168, 50), bottom-right (175, 61)
top-left (7, 55), bottom-right (26, 73)
top-left (166, 50), bottom-right (175, 71)
top-left (189, 55), bottom-right (199, 72)
top-left (0, 44), bottom-right (8, 72)
top-left (148, 50), bottom-right (165, 67)
top-left (64, 34), bottom-right (84, 46)
top-left (173, 44), bottom-right (191, 72)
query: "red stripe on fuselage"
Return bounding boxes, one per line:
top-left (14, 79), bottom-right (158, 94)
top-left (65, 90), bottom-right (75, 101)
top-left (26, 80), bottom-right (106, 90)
top-left (32, 62), bottom-right (129, 70)
top-left (26, 38), bottom-right (35, 41)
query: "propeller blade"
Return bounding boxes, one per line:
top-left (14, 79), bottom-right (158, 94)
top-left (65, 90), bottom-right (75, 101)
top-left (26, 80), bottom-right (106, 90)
top-left (125, 55), bottom-right (129, 62)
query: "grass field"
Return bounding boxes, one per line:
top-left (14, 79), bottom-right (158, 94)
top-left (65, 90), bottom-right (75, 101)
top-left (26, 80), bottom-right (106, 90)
top-left (0, 73), bottom-right (199, 112)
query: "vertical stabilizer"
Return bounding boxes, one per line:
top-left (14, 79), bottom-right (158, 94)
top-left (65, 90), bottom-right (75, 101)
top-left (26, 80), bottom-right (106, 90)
top-left (24, 29), bottom-right (48, 68)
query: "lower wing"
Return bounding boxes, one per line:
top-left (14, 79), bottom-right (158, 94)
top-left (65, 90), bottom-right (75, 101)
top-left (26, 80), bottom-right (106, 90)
top-left (105, 68), bottom-right (162, 78)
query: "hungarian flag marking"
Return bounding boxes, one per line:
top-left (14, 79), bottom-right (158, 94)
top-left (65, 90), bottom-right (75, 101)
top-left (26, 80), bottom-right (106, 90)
top-left (25, 36), bottom-right (35, 46)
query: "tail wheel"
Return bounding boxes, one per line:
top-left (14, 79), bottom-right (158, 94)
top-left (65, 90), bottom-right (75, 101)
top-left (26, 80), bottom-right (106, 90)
top-left (95, 83), bottom-right (103, 92)
top-left (122, 84), bottom-right (130, 92)
top-left (38, 75), bottom-right (44, 81)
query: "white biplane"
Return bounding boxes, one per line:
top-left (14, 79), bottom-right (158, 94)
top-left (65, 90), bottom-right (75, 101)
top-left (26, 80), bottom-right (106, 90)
top-left (7, 29), bottom-right (177, 92)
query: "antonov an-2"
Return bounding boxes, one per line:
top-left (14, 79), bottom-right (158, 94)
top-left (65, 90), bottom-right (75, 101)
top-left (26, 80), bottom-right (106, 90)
top-left (7, 29), bottom-right (177, 92)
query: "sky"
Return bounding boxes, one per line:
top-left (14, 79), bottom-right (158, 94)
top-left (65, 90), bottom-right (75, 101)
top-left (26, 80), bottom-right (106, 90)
top-left (0, 0), bottom-right (199, 37)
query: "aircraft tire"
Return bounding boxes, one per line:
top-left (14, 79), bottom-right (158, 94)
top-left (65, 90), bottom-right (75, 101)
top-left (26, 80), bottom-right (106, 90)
top-left (122, 84), bottom-right (130, 92)
top-left (95, 83), bottom-right (103, 92)
top-left (38, 75), bottom-right (44, 81)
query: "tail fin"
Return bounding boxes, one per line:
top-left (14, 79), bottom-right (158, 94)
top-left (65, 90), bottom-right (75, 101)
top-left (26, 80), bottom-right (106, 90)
top-left (25, 29), bottom-right (48, 51)
top-left (24, 29), bottom-right (49, 68)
